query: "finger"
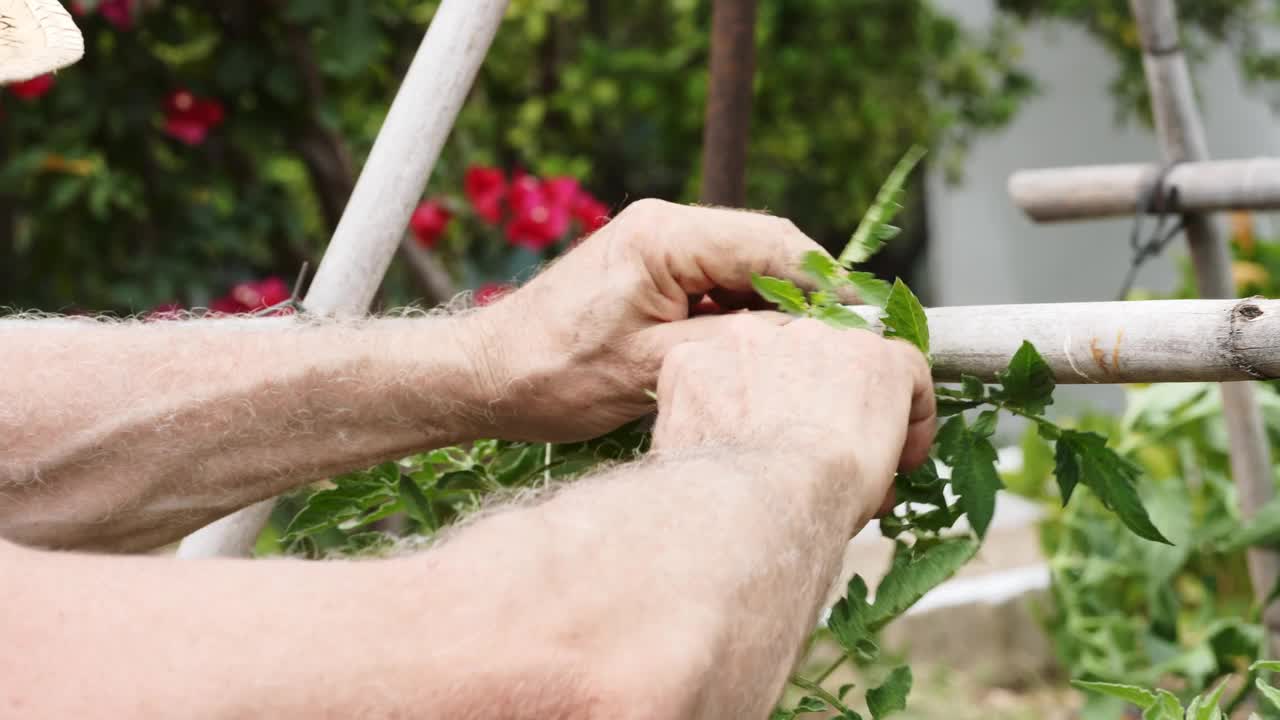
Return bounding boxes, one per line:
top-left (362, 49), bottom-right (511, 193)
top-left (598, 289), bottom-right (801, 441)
top-left (896, 344), bottom-right (937, 471)
top-left (633, 311), bottom-right (791, 366)
top-left (630, 201), bottom-right (832, 297)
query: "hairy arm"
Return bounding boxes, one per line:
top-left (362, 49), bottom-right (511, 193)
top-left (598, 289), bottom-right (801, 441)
top-left (0, 449), bottom-right (850, 719)
top-left (0, 314), bottom-right (501, 550)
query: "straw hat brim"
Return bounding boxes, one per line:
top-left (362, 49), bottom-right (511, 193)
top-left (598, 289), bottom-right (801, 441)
top-left (0, 0), bottom-right (84, 84)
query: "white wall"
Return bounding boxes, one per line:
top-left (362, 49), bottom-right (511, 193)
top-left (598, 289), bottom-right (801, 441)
top-left (925, 4), bottom-right (1280, 412)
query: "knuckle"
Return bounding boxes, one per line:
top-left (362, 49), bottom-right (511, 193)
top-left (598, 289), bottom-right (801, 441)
top-left (617, 197), bottom-right (670, 227)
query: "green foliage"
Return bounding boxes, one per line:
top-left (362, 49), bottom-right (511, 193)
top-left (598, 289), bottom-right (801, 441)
top-left (881, 279), bottom-right (930, 356)
top-left (839, 145), bottom-right (926, 266)
top-left (866, 666), bottom-right (912, 719)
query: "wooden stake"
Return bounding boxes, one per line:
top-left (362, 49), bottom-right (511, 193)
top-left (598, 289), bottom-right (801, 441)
top-left (1130, 0), bottom-right (1280, 656)
top-left (842, 298), bottom-right (1280, 383)
top-left (175, 0), bottom-right (511, 559)
top-left (1010, 158), bottom-right (1280, 222)
top-left (699, 0), bottom-right (758, 206)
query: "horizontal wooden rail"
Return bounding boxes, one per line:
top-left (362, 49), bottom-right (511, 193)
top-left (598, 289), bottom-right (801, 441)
top-left (847, 297), bottom-right (1278, 383)
top-left (1008, 157), bottom-right (1280, 222)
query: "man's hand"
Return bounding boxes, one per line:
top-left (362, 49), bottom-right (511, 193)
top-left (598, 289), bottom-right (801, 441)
top-left (654, 316), bottom-right (936, 528)
top-left (473, 199), bottom-right (832, 441)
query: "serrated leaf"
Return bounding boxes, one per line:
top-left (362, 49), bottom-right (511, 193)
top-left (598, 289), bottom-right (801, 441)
top-left (935, 415), bottom-right (967, 465)
top-left (1057, 430), bottom-right (1171, 544)
top-left (751, 273), bottom-right (809, 315)
top-left (1073, 681), bottom-right (1158, 708)
top-left (960, 375), bottom-right (986, 401)
top-left (951, 431), bottom-right (1001, 538)
top-left (845, 271), bottom-right (892, 308)
top-left (838, 684), bottom-right (855, 700)
top-left (883, 279), bottom-right (929, 355)
top-left (811, 303), bottom-right (870, 329)
top-left (840, 145), bottom-right (927, 265)
top-left (867, 666), bottom-right (912, 719)
top-left (867, 538), bottom-right (980, 627)
top-left (996, 340), bottom-right (1055, 415)
top-left (1053, 438), bottom-right (1081, 505)
top-left (801, 251), bottom-right (841, 291)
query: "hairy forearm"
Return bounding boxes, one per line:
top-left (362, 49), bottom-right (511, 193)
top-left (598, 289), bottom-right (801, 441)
top-left (429, 447), bottom-right (867, 719)
top-left (0, 448), bottom-right (866, 719)
top-left (0, 314), bottom-right (499, 551)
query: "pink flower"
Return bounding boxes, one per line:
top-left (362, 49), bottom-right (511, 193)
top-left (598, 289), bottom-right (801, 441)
top-left (163, 89), bottom-right (226, 146)
top-left (208, 295), bottom-right (247, 315)
top-left (410, 199), bottom-right (451, 249)
top-left (8, 74), bottom-right (54, 101)
top-left (473, 283), bottom-right (511, 307)
top-left (504, 172), bottom-right (570, 251)
top-left (99, 0), bottom-right (135, 30)
top-left (464, 166), bottom-right (506, 225)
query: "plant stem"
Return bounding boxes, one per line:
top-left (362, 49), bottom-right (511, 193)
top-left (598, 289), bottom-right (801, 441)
top-left (788, 674), bottom-right (855, 715)
top-left (812, 654), bottom-right (849, 685)
top-left (1224, 670), bottom-right (1257, 717)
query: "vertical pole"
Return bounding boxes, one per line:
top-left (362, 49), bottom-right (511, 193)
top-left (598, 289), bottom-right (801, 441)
top-left (1130, 0), bottom-right (1280, 656)
top-left (699, 0), bottom-right (758, 206)
top-left (176, 0), bottom-right (511, 558)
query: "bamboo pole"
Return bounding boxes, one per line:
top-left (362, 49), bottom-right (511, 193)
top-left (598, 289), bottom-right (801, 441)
top-left (698, 0), bottom-right (758, 206)
top-left (841, 298), bottom-right (1280, 383)
top-left (1130, 0), bottom-right (1280, 655)
top-left (175, 0), bottom-right (511, 559)
top-left (1009, 158), bottom-right (1280, 222)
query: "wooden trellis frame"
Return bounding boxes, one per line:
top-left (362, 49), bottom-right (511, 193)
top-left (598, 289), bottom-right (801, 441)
top-left (180, 0), bottom-right (1280, 598)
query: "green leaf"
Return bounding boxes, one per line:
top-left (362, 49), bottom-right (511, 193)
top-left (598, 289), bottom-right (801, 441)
top-left (1186, 679), bottom-right (1229, 720)
top-left (1072, 681), bottom-right (1158, 709)
top-left (838, 684), bottom-right (855, 701)
top-left (960, 375), bottom-right (986, 401)
top-left (398, 473), bottom-right (439, 530)
top-left (751, 273), bottom-right (809, 315)
top-left (282, 468), bottom-right (399, 540)
top-left (811, 303), bottom-right (871, 329)
top-left (1057, 430), bottom-right (1171, 544)
top-left (867, 538), bottom-right (980, 627)
top-left (935, 415), bottom-right (967, 465)
top-left (1252, 660), bottom-right (1280, 673)
top-left (995, 340), bottom-right (1055, 415)
top-left (801, 251), bottom-right (841, 291)
top-left (882, 279), bottom-right (929, 355)
top-left (845, 271), bottom-right (893, 308)
top-left (936, 397), bottom-right (980, 417)
top-left (867, 666), bottom-right (912, 719)
top-left (1052, 438), bottom-right (1081, 505)
top-left (839, 145), bottom-right (927, 265)
top-left (1259, 678), bottom-right (1280, 712)
top-left (950, 430), bottom-right (1002, 538)
top-left (1144, 690), bottom-right (1184, 720)
top-left (794, 696), bottom-right (827, 713)
top-left (970, 409), bottom-right (999, 438)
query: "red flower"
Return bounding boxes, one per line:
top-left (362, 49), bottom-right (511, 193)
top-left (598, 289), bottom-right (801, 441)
top-left (571, 193), bottom-right (611, 233)
top-left (231, 277), bottom-right (291, 310)
top-left (464, 166), bottom-right (506, 225)
top-left (146, 302), bottom-right (185, 321)
top-left (163, 89), bottom-right (226, 146)
top-left (99, 0), bottom-right (135, 30)
top-left (208, 295), bottom-right (247, 315)
top-left (9, 74), bottom-right (54, 101)
top-left (473, 283), bottom-right (511, 307)
top-left (410, 199), bottom-right (451, 249)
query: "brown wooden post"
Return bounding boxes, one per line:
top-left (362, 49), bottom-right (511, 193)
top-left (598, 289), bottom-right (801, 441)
top-left (699, 0), bottom-right (758, 206)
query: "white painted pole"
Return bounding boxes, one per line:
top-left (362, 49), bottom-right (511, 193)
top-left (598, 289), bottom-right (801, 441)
top-left (1009, 157), bottom-right (1280, 222)
top-left (176, 0), bottom-right (511, 558)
